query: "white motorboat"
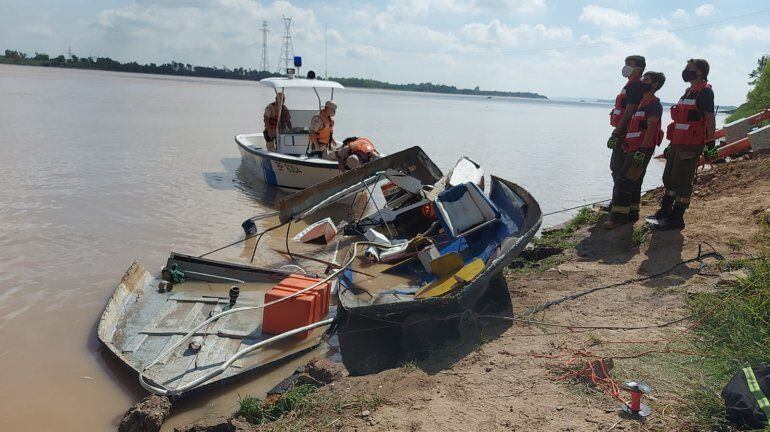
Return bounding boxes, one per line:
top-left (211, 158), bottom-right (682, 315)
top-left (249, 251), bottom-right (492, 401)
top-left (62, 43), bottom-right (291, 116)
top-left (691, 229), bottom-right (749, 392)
top-left (236, 76), bottom-right (357, 191)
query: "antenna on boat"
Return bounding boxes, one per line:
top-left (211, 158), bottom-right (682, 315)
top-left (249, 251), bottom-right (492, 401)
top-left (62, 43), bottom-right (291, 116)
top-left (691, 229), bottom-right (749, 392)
top-left (278, 15), bottom-right (295, 76)
top-left (259, 21), bottom-right (269, 72)
top-left (325, 24), bottom-right (328, 79)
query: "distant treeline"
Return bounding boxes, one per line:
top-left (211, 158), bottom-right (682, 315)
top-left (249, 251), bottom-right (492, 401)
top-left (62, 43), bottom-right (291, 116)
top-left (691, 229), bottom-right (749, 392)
top-left (328, 76), bottom-right (548, 99)
top-left (1, 49), bottom-right (278, 81)
top-left (1, 48), bottom-right (547, 99)
top-left (726, 55), bottom-right (769, 123)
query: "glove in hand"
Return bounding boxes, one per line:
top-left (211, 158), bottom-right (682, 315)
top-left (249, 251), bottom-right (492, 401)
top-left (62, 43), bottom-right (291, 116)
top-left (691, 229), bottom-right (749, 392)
top-left (703, 140), bottom-right (718, 161)
top-left (607, 134), bottom-right (619, 149)
top-left (632, 151), bottom-right (646, 166)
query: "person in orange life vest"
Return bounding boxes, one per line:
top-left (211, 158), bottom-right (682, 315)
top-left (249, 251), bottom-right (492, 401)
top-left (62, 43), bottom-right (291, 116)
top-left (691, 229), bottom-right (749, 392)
top-left (603, 71), bottom-right (665, 230)
top-left (336, 136), bottom-right (381, 171)
top-left (649, 59), bottom-right (717, 231)
top-left (309, 100), bottom-right (337, 160)
top-left (603, 55), bottom-right (647, 211)
top-left (263, 92), bottom-right (292, 152)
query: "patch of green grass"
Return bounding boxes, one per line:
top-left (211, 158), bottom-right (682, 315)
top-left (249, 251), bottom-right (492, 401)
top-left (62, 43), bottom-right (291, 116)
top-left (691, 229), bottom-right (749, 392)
top-left (684, 254), bottom-right (770, 430)
top-left (535, 207), bottom-right (602, 250)
top-left (236, 384), bottom-right (317, 425)
top-left (728, 238), bottom-right (745, 252)
top-left (631, 225), bottom-right (649, 247)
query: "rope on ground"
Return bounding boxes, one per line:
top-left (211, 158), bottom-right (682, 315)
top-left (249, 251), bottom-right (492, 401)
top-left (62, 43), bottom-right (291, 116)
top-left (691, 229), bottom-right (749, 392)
top-left (525, 242), bottom-right (726, 316)
top-left (199, 220), bottom-right (290, 258)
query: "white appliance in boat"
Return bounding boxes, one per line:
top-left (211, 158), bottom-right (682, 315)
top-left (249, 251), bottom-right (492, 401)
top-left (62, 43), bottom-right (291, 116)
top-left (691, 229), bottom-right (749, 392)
top-left (236, 77), bottom-right (346, 191)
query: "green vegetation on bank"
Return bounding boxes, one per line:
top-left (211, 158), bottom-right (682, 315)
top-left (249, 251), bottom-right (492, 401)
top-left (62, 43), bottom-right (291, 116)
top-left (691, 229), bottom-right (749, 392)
top-left (1, 48), bottom-right (547, 99)
top-left (685, 219), bottom-right (770, 430)
top-left (328, 76), bottom-right (548, 99)
top-left (726, 55), bottom-right (769, 123)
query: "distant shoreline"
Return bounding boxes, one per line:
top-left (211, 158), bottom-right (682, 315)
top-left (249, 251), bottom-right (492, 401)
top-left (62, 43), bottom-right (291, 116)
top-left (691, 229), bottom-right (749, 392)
top-left (0, 49), bottom-right (548, 100)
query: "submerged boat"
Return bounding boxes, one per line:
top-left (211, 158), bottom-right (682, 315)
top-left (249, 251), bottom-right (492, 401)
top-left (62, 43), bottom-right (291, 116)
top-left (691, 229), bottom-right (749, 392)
top-left (236, 76), bottom-right (381, 191)
top-left (98, 146), bottom-right (541, 396)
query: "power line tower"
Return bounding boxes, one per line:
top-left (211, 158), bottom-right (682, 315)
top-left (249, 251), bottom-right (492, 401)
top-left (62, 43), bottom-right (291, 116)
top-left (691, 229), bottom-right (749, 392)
top-left (277, 16), bottom-right (294, 75)
top-left (259, 21), bottom-right (269, 72)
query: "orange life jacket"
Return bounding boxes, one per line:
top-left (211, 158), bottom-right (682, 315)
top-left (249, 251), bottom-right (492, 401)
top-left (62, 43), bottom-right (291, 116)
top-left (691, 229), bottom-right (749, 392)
top-left (314, 113), bottom-right (334, 147)
top-left (610, 78), bottom-right (640, 127)
top-left (622, 95), bottom-right (663, 152)
top-left (666, 81), bottom-right (712, 148)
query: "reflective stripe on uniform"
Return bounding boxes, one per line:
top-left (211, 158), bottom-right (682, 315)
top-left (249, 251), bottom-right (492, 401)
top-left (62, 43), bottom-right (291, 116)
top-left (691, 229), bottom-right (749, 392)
top-left (611, 205), bottom-right (630, 214)
top-left (626, 132), bottom-right (642, 138)
top-left (633, 111), bottom-right (645, 117)
top-left (680, 98), bottom-right (696, 106)
top-left (674, 123), bottom-right (690, 130)
top-left (665, 189), bottom-right (677, 196)
top-left (742, 367), bottom-right (770, 424)
top-left (612, 109), bottom-right (621, 115)
top-left (675, 197), bottom-right (691, 203)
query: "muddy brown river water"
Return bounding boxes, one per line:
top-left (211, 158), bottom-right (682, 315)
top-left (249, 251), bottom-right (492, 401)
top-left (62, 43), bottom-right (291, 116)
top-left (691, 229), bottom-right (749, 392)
top-left (0, 64), bottom-right (724, 430)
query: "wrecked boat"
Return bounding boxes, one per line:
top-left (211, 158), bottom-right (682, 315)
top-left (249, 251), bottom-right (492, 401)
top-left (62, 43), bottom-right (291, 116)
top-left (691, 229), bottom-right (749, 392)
top-left (276, 146), bottom-right (542, 374)
top-left (98, 146), bottom-right (540, 396)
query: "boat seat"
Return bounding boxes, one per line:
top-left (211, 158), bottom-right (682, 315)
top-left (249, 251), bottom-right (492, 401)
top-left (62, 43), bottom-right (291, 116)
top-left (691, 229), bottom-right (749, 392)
top-left (434, 182), bottom-right (500, 239)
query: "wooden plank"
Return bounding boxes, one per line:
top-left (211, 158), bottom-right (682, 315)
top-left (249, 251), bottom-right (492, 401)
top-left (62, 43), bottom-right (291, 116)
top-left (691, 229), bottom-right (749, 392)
top-left (156, 302), bottom-right (205, 365)
top-left (122, 334), bottom-right (148, 353)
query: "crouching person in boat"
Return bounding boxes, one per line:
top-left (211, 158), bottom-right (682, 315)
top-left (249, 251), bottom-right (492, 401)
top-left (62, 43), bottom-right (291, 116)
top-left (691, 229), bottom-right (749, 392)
top-left (264, 92), bottom-right (292, 152)
top-left (604, 71), bottom-right (665, 230)
top-left (309, 101), bottom-right (337, 159)
top-left (336, 137), bottom-right (381, 171)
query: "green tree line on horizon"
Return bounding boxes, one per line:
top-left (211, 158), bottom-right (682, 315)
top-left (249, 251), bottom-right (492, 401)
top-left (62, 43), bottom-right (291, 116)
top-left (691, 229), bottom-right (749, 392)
top-left (726, 54), bottom-right (769, 123)
top-left (1, 48), bottom-right (547, 100)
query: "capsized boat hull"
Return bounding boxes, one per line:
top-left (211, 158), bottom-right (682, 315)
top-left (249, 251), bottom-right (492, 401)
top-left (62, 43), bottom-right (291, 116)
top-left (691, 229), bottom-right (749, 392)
top-left (97, 253), bottom-right (331, 397)
top-left (236, 133), bottom-right (341, 191)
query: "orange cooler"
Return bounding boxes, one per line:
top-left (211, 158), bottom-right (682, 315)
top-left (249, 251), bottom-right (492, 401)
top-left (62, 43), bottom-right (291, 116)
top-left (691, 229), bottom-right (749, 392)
top-left (261, 275), bottom-right (331, 339)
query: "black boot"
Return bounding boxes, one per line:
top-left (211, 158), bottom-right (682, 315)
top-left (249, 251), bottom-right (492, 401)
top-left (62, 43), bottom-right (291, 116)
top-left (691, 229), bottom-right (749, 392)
top-left (646, 194), bottom-right (674, 224)
top-left (651, 207), bottom-right (685, 231)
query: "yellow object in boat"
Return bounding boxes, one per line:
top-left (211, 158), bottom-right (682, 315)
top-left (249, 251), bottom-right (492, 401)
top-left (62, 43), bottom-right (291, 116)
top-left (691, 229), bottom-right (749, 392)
top-left (415, 258), bottom-right (485, 298)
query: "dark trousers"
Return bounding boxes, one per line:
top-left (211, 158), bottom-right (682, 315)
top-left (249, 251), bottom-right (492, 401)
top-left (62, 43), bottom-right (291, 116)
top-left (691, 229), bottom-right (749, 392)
top-left (610, 148), bottom-right (654, 222)
top-left (610, 145), bottom-right (624, 185)
top-left (662, 145), bottom-right (702, 211)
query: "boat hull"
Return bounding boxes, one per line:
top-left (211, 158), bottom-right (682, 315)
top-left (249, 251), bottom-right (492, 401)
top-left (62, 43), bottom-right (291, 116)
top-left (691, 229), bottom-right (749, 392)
top-left (97, 253), bottom-right (330, 397)
top-left (236, 133), bottom-right (341, 191)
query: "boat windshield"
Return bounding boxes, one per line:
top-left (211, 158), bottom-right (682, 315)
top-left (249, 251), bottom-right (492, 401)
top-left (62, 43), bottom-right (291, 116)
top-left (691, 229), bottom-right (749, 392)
top-left (279, 109), bottom-right (318, 134)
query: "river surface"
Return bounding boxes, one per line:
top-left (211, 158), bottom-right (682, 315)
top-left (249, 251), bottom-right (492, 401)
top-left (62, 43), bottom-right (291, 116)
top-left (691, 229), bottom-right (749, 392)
top-left (0, 64), bottom-right (725, 430)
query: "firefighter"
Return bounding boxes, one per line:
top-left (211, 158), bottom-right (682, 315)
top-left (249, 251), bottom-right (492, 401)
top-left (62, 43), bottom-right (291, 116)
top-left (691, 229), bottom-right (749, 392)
top-left (337, 136), bottom-right (381, 171)
top-left (604, 55), bottom-right (647, 212)
top-left (603, 71), bottom-right (666, 230)
top-left (309, 100), bottom-right (337, 159)
top-left (263, 92), bottom-right (291, 152)
top-left (648, 59), bottom-right (717, 230)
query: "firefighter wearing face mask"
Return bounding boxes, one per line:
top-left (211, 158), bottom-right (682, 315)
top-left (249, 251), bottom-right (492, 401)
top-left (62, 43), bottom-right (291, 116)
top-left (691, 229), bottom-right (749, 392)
top-left (604, 72), bottom-right (665, 230)
top-left (648, 59), bottom-right (717, 231)
top-left (604, 55), bottom-right (647, 212)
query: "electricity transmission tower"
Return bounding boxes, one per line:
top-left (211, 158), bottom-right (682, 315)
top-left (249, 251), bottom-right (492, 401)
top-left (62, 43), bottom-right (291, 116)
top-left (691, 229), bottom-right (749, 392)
top-left (259, 21), bottom-right (269, 71)
top-left (277, 16), bottom-right (294, 75)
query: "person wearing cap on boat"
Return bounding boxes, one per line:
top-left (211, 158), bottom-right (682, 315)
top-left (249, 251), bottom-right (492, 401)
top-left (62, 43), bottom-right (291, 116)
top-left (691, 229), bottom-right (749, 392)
top-left (336, 136), bottom-right (381, 171)
top-left (263, 92), bottom-right (292, 152)
top-left (309, 100), bottom-right (337, 159)
top-left (603, 71), bottom-right (665, 230)
top-left (648, 58), bottom-right (716, 231)
top-left (605, 55), bottom-right (647, 213)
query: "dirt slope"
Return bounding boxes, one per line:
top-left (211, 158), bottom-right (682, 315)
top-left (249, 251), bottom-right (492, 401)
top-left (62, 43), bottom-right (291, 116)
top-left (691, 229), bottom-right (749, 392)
top-left (250, 155), bottom-right (770, 432)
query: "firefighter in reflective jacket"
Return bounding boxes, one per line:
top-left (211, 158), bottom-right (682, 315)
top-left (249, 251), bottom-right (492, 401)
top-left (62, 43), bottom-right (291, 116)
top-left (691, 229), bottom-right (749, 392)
top-left (604, 72), bottom-right (666, 230)
top-left (263, 92), bottom-right (291, 152)
top-left (336, 136), bottom-right (381, 171)
top-left (605, 55), bottom-right (647, 211)
top-left (648, 59), bottom-right (717, 231)
top-left (309, 100), bottom-right (337, 159)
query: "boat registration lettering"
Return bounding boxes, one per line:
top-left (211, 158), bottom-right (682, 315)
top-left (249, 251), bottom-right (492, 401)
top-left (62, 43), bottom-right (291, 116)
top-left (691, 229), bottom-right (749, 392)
top-left (274, 161), bottom-right (302, 174)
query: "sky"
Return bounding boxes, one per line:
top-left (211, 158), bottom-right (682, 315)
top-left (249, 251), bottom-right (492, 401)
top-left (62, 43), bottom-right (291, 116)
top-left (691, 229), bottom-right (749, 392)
top-left (2, 0), bottom-right (769, 105)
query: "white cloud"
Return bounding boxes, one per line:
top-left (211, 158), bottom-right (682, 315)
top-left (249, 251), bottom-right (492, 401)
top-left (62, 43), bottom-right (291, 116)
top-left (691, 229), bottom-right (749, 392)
top-left (648, 17), bottom-right (670, 27)
top-left (719, 24), bottom-right (770, 42)
top-left (672, 8), bottom-right (688, 19)
top-left (579, 5), bottom-right (639, 28)
top-left (460, 20), bottom-right (572, 47)
top-left (385, 0), bottom-right (544, 18)
top-left (695, 4), bottom-right (715, 17)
